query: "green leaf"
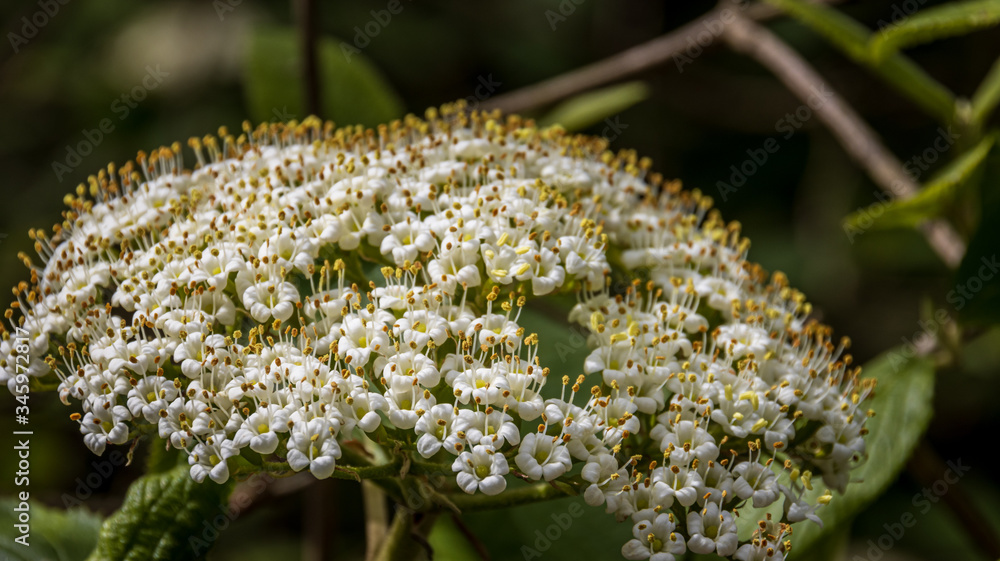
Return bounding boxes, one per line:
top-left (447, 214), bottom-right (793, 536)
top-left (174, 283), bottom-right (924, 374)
top-left (972, 55), bottom-right (1000, 128)
top-left (843, 133), bottom-right (996, 230)
top-left (244, 26), bottom-right (404, 126)
top-left (956, 132), bottom-right (1000, 324)
top-left (787, 349), bottom-right (935, 558)
top-left (539, 81), bottom-right (650, 133)
top-left (86, 465), bottom-right (233, 561)
top-left (0, 499), bottom-right (102, 561)
top-left (764, 0), bottom-right (958, 125)
top-left (870, 0), bottom-right (1000, 60)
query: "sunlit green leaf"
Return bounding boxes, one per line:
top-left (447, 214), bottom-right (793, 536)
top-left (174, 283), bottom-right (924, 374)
top-left (244, 26), bottom-right (404, 126)
top-left (539, 82), bottom-right (650, 133)
top-left (86, 465), bottom-right (233, 561)
top-left (0, 499), bottom-right (102, 561)
top-left (844, 133), bottom-right (996, 230)
top-left (870, 0), bottom-right (1000, 60)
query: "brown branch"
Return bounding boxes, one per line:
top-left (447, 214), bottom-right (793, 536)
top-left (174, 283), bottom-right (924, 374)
top-left (295, 0), bottom-right (321, 118)
top-left (720, 12), bottom-right (965, 267)
top-left (483, 0), bottom-right (964, 267)
top-left (481, 1), bottom-right (841, 115)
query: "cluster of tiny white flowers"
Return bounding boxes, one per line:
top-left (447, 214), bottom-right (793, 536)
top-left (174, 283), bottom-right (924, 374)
top-left (2, 105), bottom-right (875, 560)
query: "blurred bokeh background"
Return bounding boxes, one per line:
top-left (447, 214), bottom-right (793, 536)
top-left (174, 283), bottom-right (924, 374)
top-left (1, 1), bottom-right (999, 560)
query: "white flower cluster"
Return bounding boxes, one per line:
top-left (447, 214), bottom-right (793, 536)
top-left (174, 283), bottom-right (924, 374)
top-left (2, 106), bottom-right (874, 561)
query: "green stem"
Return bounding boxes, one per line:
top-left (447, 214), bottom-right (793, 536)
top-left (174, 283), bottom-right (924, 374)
top-left (376, 508), bottom-right (417, 561)
top-left (445, 482), bottom-right (571, 512)
top-left (335, 458), bottom-right (403, 480)
top-left (971, 55), bottom-right (1000, 127)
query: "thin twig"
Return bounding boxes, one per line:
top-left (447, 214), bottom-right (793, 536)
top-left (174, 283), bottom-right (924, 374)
top-left (481, 0), bottom-right (841, 114)
top-left (720, 13), bottom-right (966, 267)
top-left (295, 0), bottom-right (321, 117)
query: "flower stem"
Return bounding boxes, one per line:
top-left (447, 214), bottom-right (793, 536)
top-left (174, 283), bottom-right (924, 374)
top-left (445, 482), bottom-right (570, 512)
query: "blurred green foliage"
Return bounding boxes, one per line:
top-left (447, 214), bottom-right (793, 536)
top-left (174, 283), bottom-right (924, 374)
top-left (0, 498), bottom-right (101, 561)
top-left (244, 26), bottom-right (403, 126)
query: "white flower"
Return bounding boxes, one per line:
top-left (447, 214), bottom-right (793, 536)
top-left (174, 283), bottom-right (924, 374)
top-left (458, 407), bottom-right (520, 448)
top-left (414, 404), bottom-right (457, 458)
top-left (338, 316), bottom-right (390, 365)
top-left (732, 460), bottom-right (780, 508)
top-left (515, 432), bottom-right (572, 481)
top-left (286, 417), bottom-right (342, 479)
top-left (651, 420), bottom-right (718, 464)
top-left (242, 280), bottom-right (299, 323)
top-left (622, 513), bottom-right (687, 561)
top-left (79, 405), bottom-right (131, 455)
top-left (582, 453), bottom-right (627, 507)
top-left (715, 324), bottom-right (773, 360)
top-left (392, 311), bottom-right (450, 351)
top-left (686, 503), bottom-right (738, 556)
top-left (452, 444), bottom-right (508, 495)
top-left (340, 389), bottom-right (387, 433)
top-left (378, 350), bottom-right (441, 388)
top-left (189, 436), bottom-right (237, 484)
top-left (233, 404), bottom-right (290, 454)
top-left (651, 465), bottom-right (703, 508)
top-left (127, 376), bottom-right (179, 423)
top-left (157, 397), bottom-right (211, 449)
top-left (381, 220), bottom-right (436, 265)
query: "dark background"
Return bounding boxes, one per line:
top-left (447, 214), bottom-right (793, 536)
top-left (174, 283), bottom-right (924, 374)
top-left (0, 1), bottom-right (998, 560)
